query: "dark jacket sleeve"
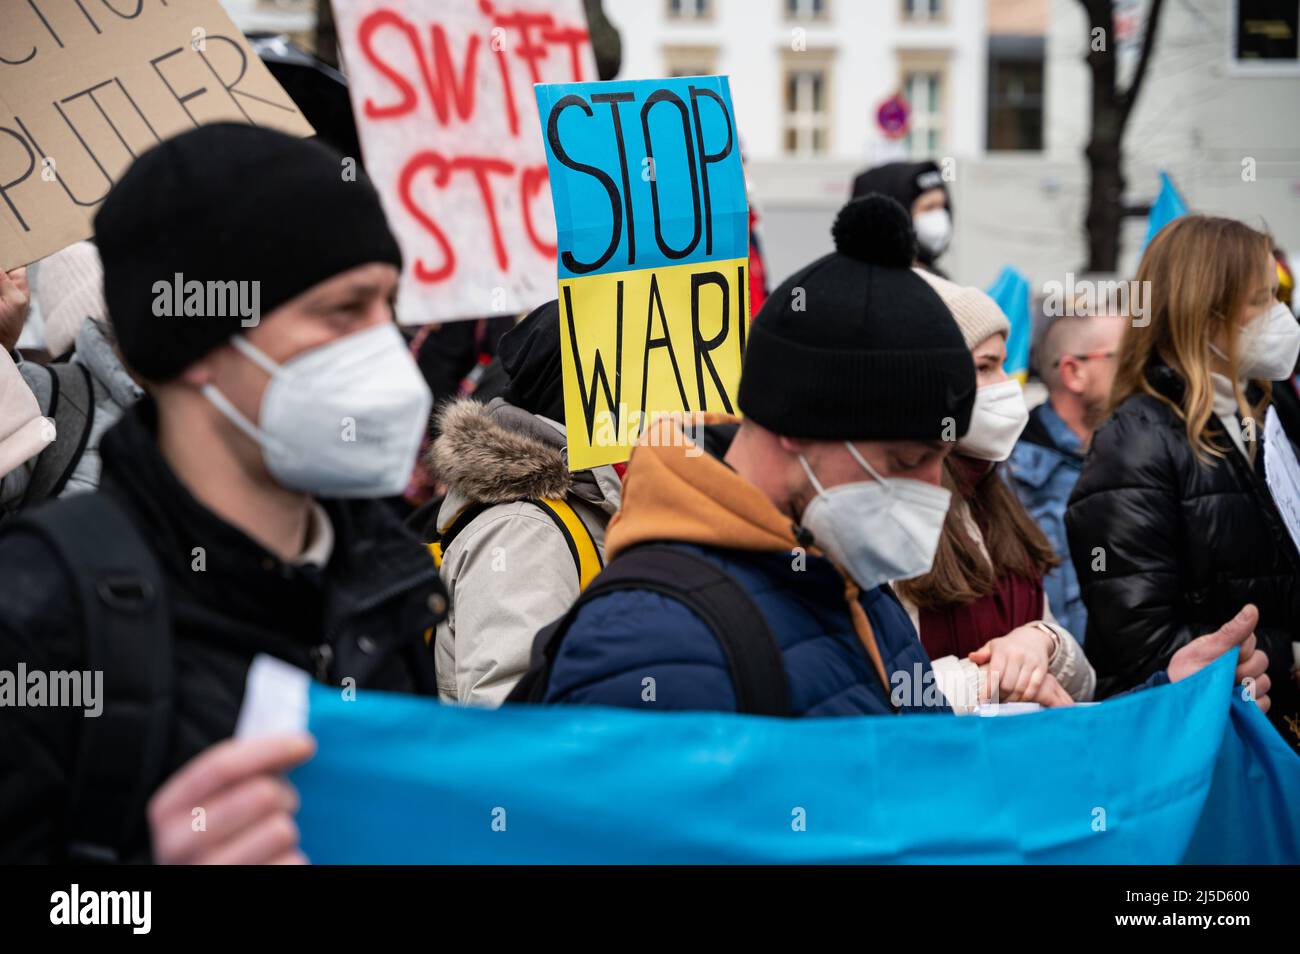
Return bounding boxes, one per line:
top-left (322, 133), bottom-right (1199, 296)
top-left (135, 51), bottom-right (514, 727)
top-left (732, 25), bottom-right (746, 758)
top-left (543, 588), bottom-right (738, 711)
top-left (0, 530), bottom-right (84, 863)
top-left (1065, 407), bottom-right (1205, 696)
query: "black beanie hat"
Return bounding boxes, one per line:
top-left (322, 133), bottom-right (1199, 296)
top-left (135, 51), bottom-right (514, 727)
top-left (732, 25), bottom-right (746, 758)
top-left (94, 124), bottom-right (403, 382)
top-left (850, 160), bottom-right (951, 220)
top-left (850, 160), bottom-right (952, 267)
top-left (500, 300), bottom-right (565, 423)
top-left (736, 194), bottom-right (975, 441)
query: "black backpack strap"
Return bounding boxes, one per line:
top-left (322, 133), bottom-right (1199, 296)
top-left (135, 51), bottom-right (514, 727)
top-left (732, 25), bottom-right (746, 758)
top-left (20, 362), bottom-right (95, 509)
top-left (426, 501), bottom-right (490, 567)
top-left (406, 493), bottom-right (445, 541)
top-left (507, 543), bottom-right (790, 716)
top-left (7, 492), bottom-right (172, 863)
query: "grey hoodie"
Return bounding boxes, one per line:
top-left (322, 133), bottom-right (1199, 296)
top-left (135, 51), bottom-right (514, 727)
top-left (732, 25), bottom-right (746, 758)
top-left (2, 320), bottom-right (143, 508)
top-left (62, 318), bottom-right (144, 496)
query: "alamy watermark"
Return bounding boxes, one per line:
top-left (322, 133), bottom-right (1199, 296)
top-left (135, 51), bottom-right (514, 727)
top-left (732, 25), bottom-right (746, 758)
top-left (0, 665), bottom-right (102, 717)
top-left (1041, 273), bottom-right (1151, 327)
top-left (152, 273), bottom-right (261, 327)
top-left (50, 884), bottom-right (150, 934)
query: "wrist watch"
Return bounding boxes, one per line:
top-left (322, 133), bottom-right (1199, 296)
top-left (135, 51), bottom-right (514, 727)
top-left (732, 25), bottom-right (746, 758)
top-left (1030, 620), bottom-right (1063, 661)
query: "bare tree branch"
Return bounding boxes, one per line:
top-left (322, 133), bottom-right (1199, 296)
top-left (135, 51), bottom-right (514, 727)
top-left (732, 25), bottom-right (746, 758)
top-left (1120, 0), bottom-right (1167, 123)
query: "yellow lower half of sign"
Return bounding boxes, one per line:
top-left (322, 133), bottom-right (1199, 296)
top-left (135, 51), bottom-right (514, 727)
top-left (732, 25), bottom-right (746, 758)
top-left (558, 257), bottom-right (749, 471)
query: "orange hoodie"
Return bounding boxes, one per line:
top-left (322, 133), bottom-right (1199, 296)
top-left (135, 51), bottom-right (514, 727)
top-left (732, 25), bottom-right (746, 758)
top-left (606, 413), bottom-right (892, 695)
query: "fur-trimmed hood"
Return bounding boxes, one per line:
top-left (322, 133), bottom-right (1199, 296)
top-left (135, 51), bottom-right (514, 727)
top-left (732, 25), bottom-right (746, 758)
top-left (430, 398), bottom-right (620, 512)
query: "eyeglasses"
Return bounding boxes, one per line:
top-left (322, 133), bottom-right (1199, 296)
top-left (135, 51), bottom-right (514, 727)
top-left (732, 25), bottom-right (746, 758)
top-left (1051, 350), bottom-right (1116, 369)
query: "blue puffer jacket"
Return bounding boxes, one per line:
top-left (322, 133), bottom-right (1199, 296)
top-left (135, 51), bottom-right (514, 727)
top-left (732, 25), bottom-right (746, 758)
top-left (544, 543), bottom-right (946, 717)
top-left (1005, 402), bottom-right (1087, 640)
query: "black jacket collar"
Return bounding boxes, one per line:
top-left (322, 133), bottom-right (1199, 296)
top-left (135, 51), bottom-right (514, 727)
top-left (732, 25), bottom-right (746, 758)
top-left (97, 401), bottom-right (437, 651)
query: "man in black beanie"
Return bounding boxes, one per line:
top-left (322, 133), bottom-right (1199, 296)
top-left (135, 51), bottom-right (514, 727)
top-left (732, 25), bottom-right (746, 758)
top-left (419, 299), bottom-right (621, 707)
top-left (0, 124), bottom-right (446, 864)
top-left (517, 194), bottom-right (985, 716)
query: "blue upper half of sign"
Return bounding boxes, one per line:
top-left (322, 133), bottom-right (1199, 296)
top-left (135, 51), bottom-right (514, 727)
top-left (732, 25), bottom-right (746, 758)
top-left (535, 75), bottom-right (749, 280)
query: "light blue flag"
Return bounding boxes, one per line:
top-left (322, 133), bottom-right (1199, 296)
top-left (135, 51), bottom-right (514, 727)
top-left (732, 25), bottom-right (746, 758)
top-left (238, 652), bottom-right (1300, 864)
top-left (986, 266), bottom-right (1032, 382)
top-left (1142, 170), bottom-right (1188, 251)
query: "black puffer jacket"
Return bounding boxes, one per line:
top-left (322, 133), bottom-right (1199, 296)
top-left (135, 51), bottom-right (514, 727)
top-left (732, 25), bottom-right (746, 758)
top-left (0, 402), bottom-right (445, 862)
top-left (1066, 364), bottom-right (1300, 752)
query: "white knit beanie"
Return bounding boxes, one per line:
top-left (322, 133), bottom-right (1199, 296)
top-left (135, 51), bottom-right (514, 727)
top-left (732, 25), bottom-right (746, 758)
top-left (913, 268), bottom-right (1010, 349)
top-left (0, 349), bottom-right (55, 478)
top-left (34, 241), bottom-right (105, 359)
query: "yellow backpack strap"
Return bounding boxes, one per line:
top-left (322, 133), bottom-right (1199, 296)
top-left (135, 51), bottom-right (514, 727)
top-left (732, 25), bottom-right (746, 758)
top-left (426, 502), bottom-right (491, 570)
top-left (532, 497), bottom-right (604, 591)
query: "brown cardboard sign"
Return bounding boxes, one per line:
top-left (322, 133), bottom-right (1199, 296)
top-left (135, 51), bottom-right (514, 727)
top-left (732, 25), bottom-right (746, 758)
top-left (0, 0), bottom-right (315, 271)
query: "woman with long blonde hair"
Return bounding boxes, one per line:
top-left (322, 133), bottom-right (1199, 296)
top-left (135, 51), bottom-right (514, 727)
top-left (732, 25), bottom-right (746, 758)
top-left (1066, 215), bottom-right (1300, 752)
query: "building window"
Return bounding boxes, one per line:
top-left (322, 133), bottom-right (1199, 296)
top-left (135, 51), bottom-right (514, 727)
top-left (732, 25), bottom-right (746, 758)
top-left (901, 69), bottom-right (943, 156)
top-left (987, 36), bottom-right (1044, 151)
top-left (786, 0), bottom-right (829, 19)
top-left (667, 0), bottom-right (713, 19)
top-left (1234, 0), bottom-right (1299, 61)
top-left (663, 45), bottom-right (719, 78)
top-left (902, 0), bottom-right (944, 21)
top-left (782, 61), bottom-right (831, 156)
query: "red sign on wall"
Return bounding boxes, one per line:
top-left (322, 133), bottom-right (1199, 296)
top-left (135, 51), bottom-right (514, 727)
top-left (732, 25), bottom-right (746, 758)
top-left (876, 93), bottom-right (910, 140)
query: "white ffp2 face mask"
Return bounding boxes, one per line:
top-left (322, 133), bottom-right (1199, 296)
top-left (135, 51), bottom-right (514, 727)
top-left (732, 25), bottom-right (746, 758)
top-left (955, 379), bottom-right (1029, 462)
top-left (797, 443), bottom-right (952, 592)
top-left (202, 322), bottom-right (432, 498)
top-left (1235, 301), bottom-right (1300, 381)
top-left (913, 208), bottom-right (952, 258)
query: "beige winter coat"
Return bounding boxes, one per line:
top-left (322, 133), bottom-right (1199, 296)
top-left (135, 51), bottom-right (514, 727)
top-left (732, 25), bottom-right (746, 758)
top-left (429, 398), bottom-right (621, 707)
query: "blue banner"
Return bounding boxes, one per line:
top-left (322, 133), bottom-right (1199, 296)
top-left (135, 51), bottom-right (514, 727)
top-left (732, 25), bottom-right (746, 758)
top-left (275, 653), bottom-right (1300, 864)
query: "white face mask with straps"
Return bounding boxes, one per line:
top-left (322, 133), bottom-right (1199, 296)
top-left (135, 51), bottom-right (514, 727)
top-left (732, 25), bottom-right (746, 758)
top-left (913, 208), bottom-right (952, 258)
top-left (955, 379), bottom-right (1030, 462)
top-left (1212, 301), bottom-right (1300, 381)
top-left (797, 442), bottom-right (952, 592)
top-left (202, 322), bottom-right (432, 498)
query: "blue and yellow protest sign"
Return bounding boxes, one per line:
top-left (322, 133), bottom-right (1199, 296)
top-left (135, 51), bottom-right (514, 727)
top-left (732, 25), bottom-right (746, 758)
top-left (534, 76), bottom-right (749, 470)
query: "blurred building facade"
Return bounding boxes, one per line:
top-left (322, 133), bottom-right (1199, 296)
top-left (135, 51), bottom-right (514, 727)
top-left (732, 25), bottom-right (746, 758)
top-left (220, 0), bottom-right (1300, 294)
top-left (606, 0), bottom-right (1300, 294)
top-left (222, 0), bottom-right (316, 45)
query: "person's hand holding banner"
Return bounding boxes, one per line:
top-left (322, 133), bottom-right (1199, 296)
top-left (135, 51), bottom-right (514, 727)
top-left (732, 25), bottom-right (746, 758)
top-left (148, 734), bottom-right (315, 865)
top-left (1168, 603), bottom-right (1271, 712)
